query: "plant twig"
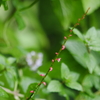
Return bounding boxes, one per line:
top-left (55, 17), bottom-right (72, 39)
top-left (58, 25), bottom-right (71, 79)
top-left (26, 7), bottom-right (90, 100)
top-left (19, 0), bottom-right (39, 11)
top-left (0, 86), bottom-right (24, 98)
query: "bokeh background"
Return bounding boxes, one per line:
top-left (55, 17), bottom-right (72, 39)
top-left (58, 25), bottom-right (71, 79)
top-left (0, 0), bottom-right (100, 100)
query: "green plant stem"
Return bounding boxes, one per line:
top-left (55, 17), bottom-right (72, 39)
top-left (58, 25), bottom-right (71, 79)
top-left (26, 7), bottom-right (90, 100)
top-left (19, 0), bottom-right (39, 11)
top-left (0, 86), bottom-right (24, 98)
top-left (85, 44), bottom-right (91, 53)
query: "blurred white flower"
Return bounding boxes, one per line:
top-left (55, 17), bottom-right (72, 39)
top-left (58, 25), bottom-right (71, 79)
top-left (26, 51), bottom-right (43, 71)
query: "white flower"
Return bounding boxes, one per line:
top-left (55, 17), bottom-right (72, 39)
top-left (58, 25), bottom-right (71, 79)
top-left (26, 51), bottom-right (43, 71)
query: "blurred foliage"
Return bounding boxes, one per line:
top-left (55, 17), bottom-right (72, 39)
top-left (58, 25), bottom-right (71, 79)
top-left (0, 0), bottom-right (100, 100)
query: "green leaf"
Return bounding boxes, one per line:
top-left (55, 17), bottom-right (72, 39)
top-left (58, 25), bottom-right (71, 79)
top-left (61, 63), bottom-right (81, 91)
top-left (6, 57), bottom-right (16, 65)
top-left (66, 81), bottom-right (83, 91)
top-left (76, 93), bottom-right (94, 100)
top-left (62, 72), bottom-right (80, 84)
top-left (67, 72), bottom-right (79, 82)
top-left (0, 55), bottom-right (6, 65)
top-left (4, 66), bottom-right (17, 89)
top-left (20, 77), bottom-right (37, 93)
top-left (66, 39), bottom-right (98, 73)
top-left (0, 64), bottom-right (5, 72)
top-left (10, 46), bottom-right (27, 58)
top-left (25, 83), bottom-right (38, 98)
top-left (59, 89), bottom-right (69, 100)
top-left (82, 75), bottom-right (93, 88)
top-left (94, 96), bottom-right (100, 100)
top-left (51, 0), bottom-right (72, 29)
top-left (89, 45), bottom-right (100, 51)
top-left (82, 0), bottom-right (100, 14)
top-left (73, 28), bottom-right (84, 41)
top-left (14, 12), bottom-right (25, 30)
top-left (0, 55), bottom-right (6, 71)
top-left (61, 63), bottom-right (70, 79)
top-left (84, 53), bottom-right (98, 73)
top-left (2, 1), bottom-right (8, 10)
top-left (0, 0), bottom-right (2, 6)
top-left (85, 27), bottom-right (97, 43)
top-left (47, 80), bottom-right (63, 92)
top-left (0, 87), bottom-right (9, 99)
top-left (84, 27), bottom-right (100, 51)
top-left (83, 74), bottom-right (100, 90)
top-left (94, 65), bottom-right (100, 76)
top-left (66, 40), bottom-right (87, 68)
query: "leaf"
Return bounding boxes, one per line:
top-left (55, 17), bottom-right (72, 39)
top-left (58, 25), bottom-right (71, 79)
top-left (73, 28), bottom-right (84, 41)
top-left (0, 87), bottom-right (9, 99)
top-left (61, 63), bottom-right (81, 91)
top-left (67, 72), bottom-right (79, 82)
top-left (0, 55), bottom-right (6, 65)
top-left (89, 45), bottom-right (100, 51)
top-left (66, 81), bottom-right (83, 91)
top-left (4, 66), bottom-right (17, 89)
top-left (25, 83), bottom-right (38, 98)
top-left (84, 53), bottom-right (98, 73)
top-left (0, 0), bottom-right (2, 6)
top-left (0, 55), bottom-right (6, 71)
top-left (61, 63), bottom-right (70, 79)
top-left (6, 57), bottom-right (16, 65)
top-left (82, 75), bottom-right (93, 88)
top-left (94, 96), bottom-right (100, 100)
top-left (14, 12), bottom-right (25, 30)
top-left (66, 40), bottom-right (87, 68)
top-left (85, 27), bottom-right (97, 43)
top-left (51, 0), bottom-right (72, 29)
top-left (59, 89), bottom-right (69, 100)
top-left (2, 0), bottom-right (8, 10)
top-left (66, 39), bottom-right (99, 73)
top-left (94, 66), bottom-right (100, 76)
top-left (76, 93), bottom-right (94, 100)
top-left (82, 74), bottom-right (100, 90)
top-left (82, 0), bottom-right (100, 14)
top-left (84, 27), bottom-right (100, 51)
top-left (47, 80), bottom-right (63, 92)
top-left (20, 77), bottom-right (37, 93)
top-left (0, 64), bottom-right (5, 72)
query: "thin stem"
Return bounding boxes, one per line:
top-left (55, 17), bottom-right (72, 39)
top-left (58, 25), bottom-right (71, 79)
top-left (19, 0), bottom-right (39, 11)
top-left (85, 44), bottom-right (91, 53)
top-left (26, 7), bottom-right (90, 100)
top-left (0, 86), bottom-right (24, 98)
